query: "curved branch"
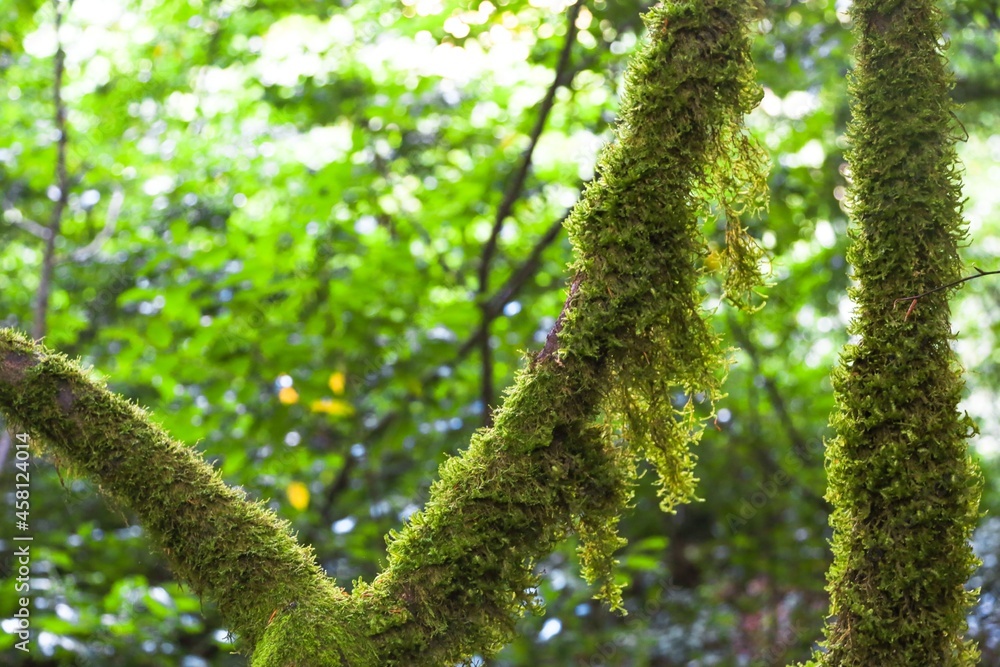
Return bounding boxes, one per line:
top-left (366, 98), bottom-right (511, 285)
top-left (6, 214), bottom-right (53, 241)
top-left (0, 329), bottom-right (371, 662)
top-left (68, 188), bottom-right (124, 262)
top-left (483, 213), bottom-right (568, 320)
top-left (477, 0), bottom-right (583, 290)
top-left (363, 213), bottom-right (565, 441)
top-left (316, 212), bottom-right (568, 527)
top-left (0, 2), bottom-right (766, 665)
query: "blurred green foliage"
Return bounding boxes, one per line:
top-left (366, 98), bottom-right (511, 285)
top-left (0, 0), bottom-right (998, 664)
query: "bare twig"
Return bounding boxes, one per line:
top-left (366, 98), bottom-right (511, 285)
top-left (476, 1), bottom-right (583, 425)
top-left (315, 214), bottom-right (569, 523)
top-left (33, 0), bottom-right (73, 341)
top-left (483, 214), bottom-right (566, 318)
top-left (363, 214), bottom-right (568, 446)
top-left (727, 315), bottom-right (827, 512)
top-left (458, 215), bottom-right (568, 369)
top-left (893, 266), bottom-right (1000, 315)
top-left (69, 188), bottom-right (124, 262)
top-left (312, 222), bottom-right (579, 518)
top-left (317, 3), bottom-right (581, 513)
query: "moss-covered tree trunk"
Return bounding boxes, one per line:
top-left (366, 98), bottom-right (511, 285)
top-left (812, 1), bottom-right (982, 664)
top-left (0, 2), bottom-right (766, 665)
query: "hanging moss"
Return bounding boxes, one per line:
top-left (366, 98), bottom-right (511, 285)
top-left (803, 1), bottom-right (983, 665)
top-left (0, 1), bottom-right (767, 665)
top-left (563, 0), bottom-right (768, 519)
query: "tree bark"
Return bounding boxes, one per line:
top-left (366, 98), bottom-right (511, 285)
top-left (810, 1), bottom-right (982, 664)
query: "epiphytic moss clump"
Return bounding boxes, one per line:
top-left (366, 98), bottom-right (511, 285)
top-left (808, 1), bottom-right (983, 665)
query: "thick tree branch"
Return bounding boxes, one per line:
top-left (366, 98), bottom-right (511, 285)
top-left (816, 0), bottom-right (983, 662)
top-left (0, 329), bottom-right (370, 662)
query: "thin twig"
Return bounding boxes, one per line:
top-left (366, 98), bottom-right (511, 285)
top-left (458, 214), bottom-right (568, 367)
top-left (949, 109), bottom-right (969, 143)
top-left (369, 215), bottom-right (567, 440)
top-left (727, 315), bottom-right (812, 464)
top-left (893, 266), bottom-right (1000, 310)
top-left (477, 0), bottom-right (583, 289)
top-left (319, 3), bottom-right (582, 511)
top-left (483, 214), bottom-right (566, 318)
top-left (33, 0), bottom-right (73, 341)
top-left (727, 315), bottom-right (827, 512)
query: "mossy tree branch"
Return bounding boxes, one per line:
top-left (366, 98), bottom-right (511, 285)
top-left (806, 0), bottom-right (983, 664)
top-left (0, 330), bottom-right (373, 663)
top-left (0, 1), bottom-right (768, 664)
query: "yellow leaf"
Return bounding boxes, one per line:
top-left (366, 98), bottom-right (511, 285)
top-left (328, 371), bottom-right (346, 395)
top-left (278, 386), bottom-right (299, 405)
top-left (406, 377), bottom-right (423, 398)
top-left (286, 481), bottom-right (310, 510)
top-left (310, 398), bottom-right (355, 416)
top-left (705, 248), bottom-right (723, 272)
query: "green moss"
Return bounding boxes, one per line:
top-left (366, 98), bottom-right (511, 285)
top-left (0, 328), bottom-right (373, 663)
top-left (0, 1), bottom-right (768, 664)
top-left (251, 585), bottom-right (376, 666)
top-left (355, 0), bottom-right (767, 660)
top-left (812, 1), bottom-right (983, 664)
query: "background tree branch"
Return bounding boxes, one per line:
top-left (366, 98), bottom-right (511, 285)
top-left (476, 0), bottom-right (583, 425)
top-left (33, 0), bottom-right (72, 342)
